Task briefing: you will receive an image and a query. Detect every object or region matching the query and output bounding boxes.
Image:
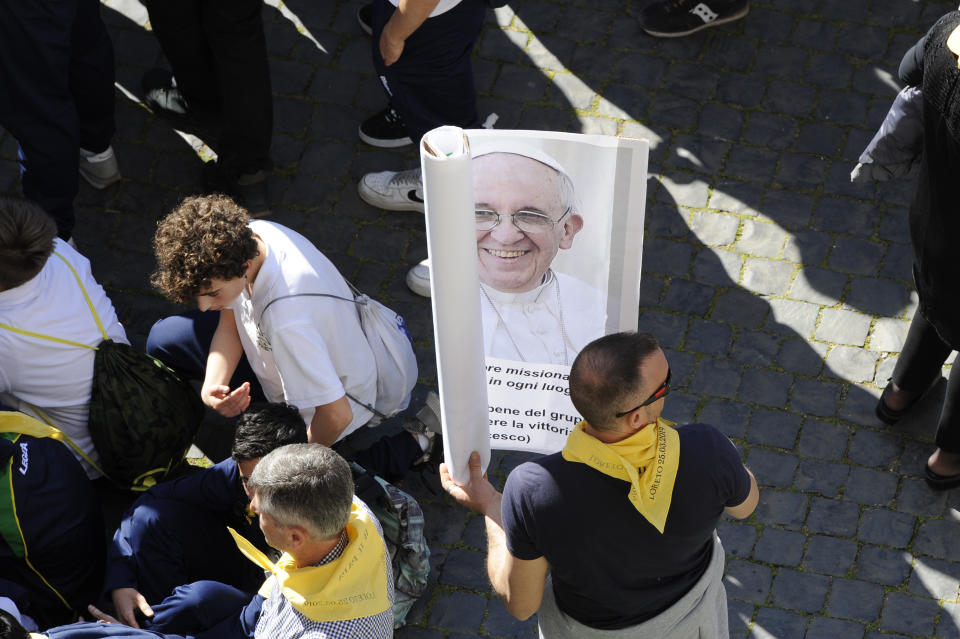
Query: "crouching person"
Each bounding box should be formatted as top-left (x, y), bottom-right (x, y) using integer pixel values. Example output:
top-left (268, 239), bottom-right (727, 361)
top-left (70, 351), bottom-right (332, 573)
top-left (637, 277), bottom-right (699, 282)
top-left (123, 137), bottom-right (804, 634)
top-left (148, 195), bottom-right (435, 482)
top-left (105, 403), bottom-right (307, 628)
top-left (10, 443), bottom-right (394, 639)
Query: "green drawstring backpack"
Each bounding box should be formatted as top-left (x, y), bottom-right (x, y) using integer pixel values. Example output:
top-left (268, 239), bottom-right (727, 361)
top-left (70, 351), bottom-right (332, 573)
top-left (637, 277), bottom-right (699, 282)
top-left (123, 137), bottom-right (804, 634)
top-left (0, 252), bottom-right (203, 491)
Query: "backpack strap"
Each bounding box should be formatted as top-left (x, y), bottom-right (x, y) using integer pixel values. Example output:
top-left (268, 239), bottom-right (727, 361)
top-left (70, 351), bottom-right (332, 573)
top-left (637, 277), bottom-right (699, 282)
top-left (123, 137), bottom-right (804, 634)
top-left (1, 409), bottom-right (108, 480)
top-left (52, 251), bottom-right (108, 342)
top-left (0, 251), bottom-right (108, 348)
top-left (257, 291), bottom-right (390, 422)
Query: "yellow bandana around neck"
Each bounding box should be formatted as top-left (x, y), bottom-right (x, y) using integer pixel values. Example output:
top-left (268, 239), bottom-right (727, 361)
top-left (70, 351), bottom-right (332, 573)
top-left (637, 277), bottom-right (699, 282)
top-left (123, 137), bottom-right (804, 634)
top-left (228, 502), bottom-right (390, 621)
top-left (562, 417), bottom-right (680, 533)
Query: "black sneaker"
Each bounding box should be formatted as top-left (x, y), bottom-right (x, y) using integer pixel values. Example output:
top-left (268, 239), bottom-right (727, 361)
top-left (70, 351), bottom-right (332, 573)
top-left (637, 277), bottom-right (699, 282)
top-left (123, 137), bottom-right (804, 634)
top-left (357, 3), bottom-right (373, 35)
top-left (141, 68), bottom-right (220, 138)
top-left (640, 0), bottom-right (748, 38)
top-left (359, 107), bottom-right (413, 148)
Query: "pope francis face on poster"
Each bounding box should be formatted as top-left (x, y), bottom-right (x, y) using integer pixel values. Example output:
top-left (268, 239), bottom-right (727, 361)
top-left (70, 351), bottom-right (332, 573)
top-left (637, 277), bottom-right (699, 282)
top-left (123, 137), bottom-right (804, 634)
top-left (472, 151), bottom-right (585, 294)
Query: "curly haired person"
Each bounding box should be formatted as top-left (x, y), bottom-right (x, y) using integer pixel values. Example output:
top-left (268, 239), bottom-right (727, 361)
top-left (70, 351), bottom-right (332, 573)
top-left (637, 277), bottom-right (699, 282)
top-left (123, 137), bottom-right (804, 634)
top-left (147, 195), bottom-right (434, 481)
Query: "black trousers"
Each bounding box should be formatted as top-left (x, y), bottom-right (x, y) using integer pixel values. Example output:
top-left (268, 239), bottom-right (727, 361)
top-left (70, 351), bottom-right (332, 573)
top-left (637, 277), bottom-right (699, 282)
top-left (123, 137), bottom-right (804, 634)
top-left (891, 310), bottom-right (960, 452)
top-left (371, 0), bottom-right (486, 142)
top-left (0, 0), bottom-right (116, 239)
top-left (144, 0), bottom-right (272, 179)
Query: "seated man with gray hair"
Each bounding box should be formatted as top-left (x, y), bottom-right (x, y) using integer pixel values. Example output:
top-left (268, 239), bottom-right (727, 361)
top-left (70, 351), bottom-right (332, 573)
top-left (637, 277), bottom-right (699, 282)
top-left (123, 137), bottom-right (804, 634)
top-left (240, 443), bottom-right (394, 638)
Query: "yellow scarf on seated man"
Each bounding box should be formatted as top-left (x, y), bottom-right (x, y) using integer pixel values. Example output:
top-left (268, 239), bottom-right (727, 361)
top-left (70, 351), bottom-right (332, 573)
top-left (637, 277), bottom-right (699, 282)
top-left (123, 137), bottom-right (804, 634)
top-left (562, 417), bottom-right (680, 533)
top-left (228, 501), bottom-right (390, 622)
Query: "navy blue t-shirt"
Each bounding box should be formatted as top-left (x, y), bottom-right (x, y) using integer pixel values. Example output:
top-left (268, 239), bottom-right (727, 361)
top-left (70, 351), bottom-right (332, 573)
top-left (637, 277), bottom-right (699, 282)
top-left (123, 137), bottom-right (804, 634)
top-left (501, 422), bottom-right (750, 630)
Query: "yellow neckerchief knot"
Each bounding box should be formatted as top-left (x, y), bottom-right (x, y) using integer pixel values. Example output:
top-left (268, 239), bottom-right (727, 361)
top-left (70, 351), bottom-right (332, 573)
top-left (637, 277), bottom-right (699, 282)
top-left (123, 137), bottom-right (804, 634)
top-left (948, 24), bottom-right (960, 68)
top-left (562, 417), bottom-right (680, 533)
top-left (228, 501), bottom-right (390, 621)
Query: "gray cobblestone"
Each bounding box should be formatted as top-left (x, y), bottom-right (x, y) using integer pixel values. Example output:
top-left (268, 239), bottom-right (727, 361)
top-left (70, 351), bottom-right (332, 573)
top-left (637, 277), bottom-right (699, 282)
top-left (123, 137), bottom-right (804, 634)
top-left (857, 508), bottom-right (915, 548)
top-left (709, 180), bottom-right (764, 217)
top-left (712, 290), bottom-right (770, 329)
top-left (788, 267), bottom-right (846, 305)
top-left (827, 578), bottom-right (885, 622)
top-left (844, 467), bottom-right (899, 505)
top-left (747, 448), bottom-right (798, 487)
top-left (828, 237), bottom-right (887, 275)
top-left (772, 568), bottom-right (830, 613)
top-left (896, 477), bottom-right (947, 516)
top-left (747, 408), bottom-right (801, 449)
top-left (736, 219), bottom-right (789, 258)
top-left (796, 419), bottom-right (850, 460)
top-left (755, 489), bottom-right (808, 530)
top-left (691, 248), bottom-right (743, 287)
top-left (753, 607), bottom-right (809, 638)
top-left (794, 459), bottom-right (849, 498)
top-left (846, 429), bottom-right (902, 468)
top-left (689, 210), bottom-right (740, 247)
top-left (766, 298), bottom-right (821, 337)
top-left (739, 368), bottom-right (793, 409)
top-left (824, 346), bottom-right (878, 384)
top-left (724, 558), bottom-right (772, 604)
top-left (690, 357), bottom-right (743, 399)
top-left (916, 520), bottom-right (960, 563)
top-left (803, 535), bottom-right (858, 577)
top-left (871, 318), bottom-right (911, 353)
top-left (805, 617), bottom-right (865, 639)
top-left (815, 309), bottom-right (872, 347)
top-left (699, 399), bottom-right (752, 438)
top-left (880, 592), bottom-right (940, 636)
top-left (742, 257), bottom-right (796, 296)
top-left (777, 338), bottom-right (827, 376)
top-left (717, 520), bottom-right (758, 558)
top-left (731, 331), bottom-right (780, 367)
top-left (856, 545), bottom-right (912, 587)
top-left (908, 556), bottom-right (960, 601)
top-left (685, 318), bottom-right (733, 356)
top-left (661, 278), bottom-right (716, 315)
top-left (789, 377), bottom-right (842, 418)
top-left (752, 527), bottom-right (806, 567)
top-left (806, 497), bottom-right (861, 537)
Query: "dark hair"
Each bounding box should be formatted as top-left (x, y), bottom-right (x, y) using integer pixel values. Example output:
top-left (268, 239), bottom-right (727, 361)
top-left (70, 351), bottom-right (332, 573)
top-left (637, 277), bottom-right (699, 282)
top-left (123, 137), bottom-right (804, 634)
top-left (0, 195), bottom-right (57, 291)
top-left (151, 194), bottom-right (259, 304)
top-left (569, 332), bottom-right (661, 431)
top-left (0, 609), bottom-right (29, 639)
top-left (248, 444), bottom-right (354, 540)
top-left (231, 403), bottom-right (307, 462)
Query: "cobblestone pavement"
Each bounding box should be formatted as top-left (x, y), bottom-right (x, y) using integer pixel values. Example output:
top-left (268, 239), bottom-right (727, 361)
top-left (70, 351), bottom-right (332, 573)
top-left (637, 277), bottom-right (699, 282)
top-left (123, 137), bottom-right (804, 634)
top-left (4, 0), bottom-right (960, 636)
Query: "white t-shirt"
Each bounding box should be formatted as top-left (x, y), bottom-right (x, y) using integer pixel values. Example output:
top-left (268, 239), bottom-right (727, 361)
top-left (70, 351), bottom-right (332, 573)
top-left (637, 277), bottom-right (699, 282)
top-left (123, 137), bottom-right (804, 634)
top-left (230, 221), bottom-right (377, 439)
top-left (386, 0), bottom-right (462, 18)
top-left (0, 240), bottom-right (128, 478)
top-left (481, 270), bottom-right (606, 366)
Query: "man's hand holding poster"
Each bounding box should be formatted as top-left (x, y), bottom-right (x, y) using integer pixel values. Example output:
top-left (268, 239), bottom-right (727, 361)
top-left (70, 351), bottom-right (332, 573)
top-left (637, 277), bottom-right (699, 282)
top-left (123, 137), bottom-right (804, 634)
top-left (420, 127), bottom-right (648, 483)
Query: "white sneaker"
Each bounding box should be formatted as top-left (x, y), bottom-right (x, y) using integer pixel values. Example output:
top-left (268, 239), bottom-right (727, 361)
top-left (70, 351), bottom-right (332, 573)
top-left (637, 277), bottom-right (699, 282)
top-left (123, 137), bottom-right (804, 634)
top-left (405, 258), bottom-right (431, 298)
top-left (79, 145), bottom-right (121, 189)
top-left (358, 168), bottom-right (424, 212)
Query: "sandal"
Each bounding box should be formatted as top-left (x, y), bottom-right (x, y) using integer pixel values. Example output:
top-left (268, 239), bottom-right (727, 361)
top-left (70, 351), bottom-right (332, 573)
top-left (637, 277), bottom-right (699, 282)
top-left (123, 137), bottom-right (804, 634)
top-left (875, 382), bottom-right (923, 425)
top-left (924, 463), bottom-right (960, 491)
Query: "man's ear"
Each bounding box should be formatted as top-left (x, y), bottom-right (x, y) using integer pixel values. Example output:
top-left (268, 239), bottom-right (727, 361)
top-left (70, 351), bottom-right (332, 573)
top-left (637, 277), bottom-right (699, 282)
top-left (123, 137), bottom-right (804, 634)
top-left (287, 525), bottom-right (309, 549)
top-left (558, 214), bottom-right (584, 250)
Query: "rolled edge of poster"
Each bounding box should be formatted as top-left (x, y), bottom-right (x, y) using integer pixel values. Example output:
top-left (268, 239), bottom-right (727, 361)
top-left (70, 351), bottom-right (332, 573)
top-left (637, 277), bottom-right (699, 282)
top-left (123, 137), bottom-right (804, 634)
top-left (420, 126), bottom-right (491, 485)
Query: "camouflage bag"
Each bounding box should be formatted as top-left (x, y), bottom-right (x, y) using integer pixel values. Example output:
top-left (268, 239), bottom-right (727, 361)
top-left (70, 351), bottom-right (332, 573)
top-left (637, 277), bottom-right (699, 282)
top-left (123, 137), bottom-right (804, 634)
top-left (86, 339), bottom-right (204, 490)
top-left (351, 462), bottom-right (430, 628)
top-left (0, 252), bottom-right (203, 491)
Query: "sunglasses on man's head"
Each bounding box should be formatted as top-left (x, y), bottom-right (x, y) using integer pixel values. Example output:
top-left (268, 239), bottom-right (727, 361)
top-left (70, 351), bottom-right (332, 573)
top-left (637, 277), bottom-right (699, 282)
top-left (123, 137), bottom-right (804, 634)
top-left (614, 368), bottom-right (671, 418)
